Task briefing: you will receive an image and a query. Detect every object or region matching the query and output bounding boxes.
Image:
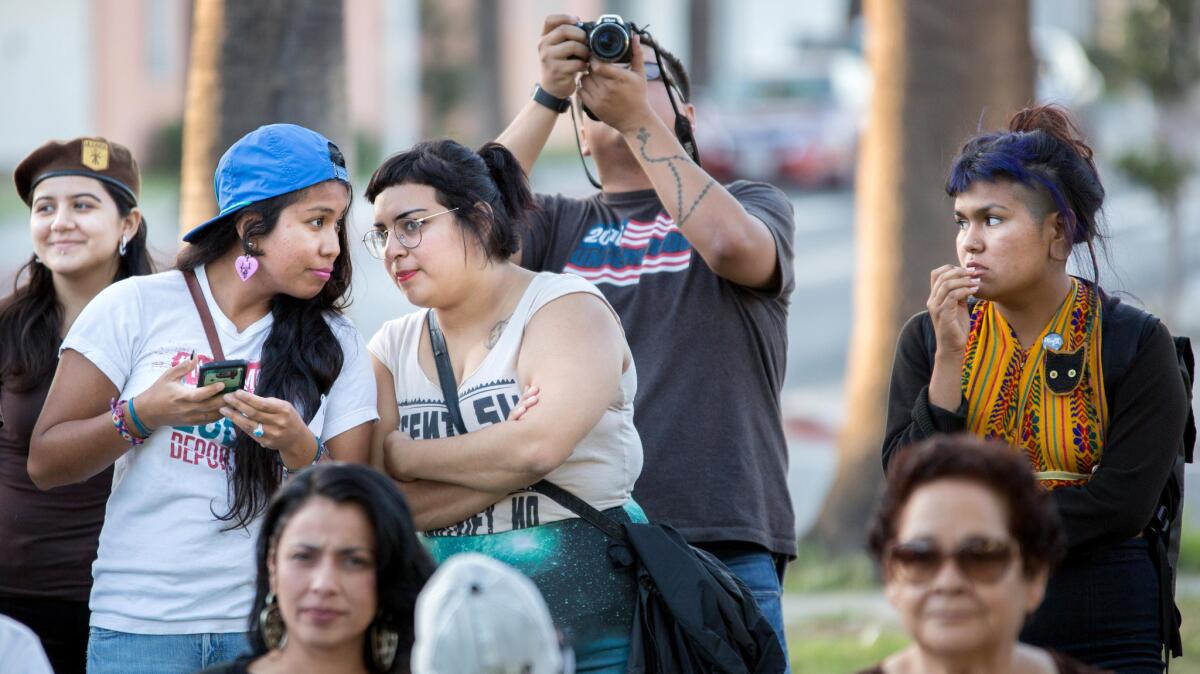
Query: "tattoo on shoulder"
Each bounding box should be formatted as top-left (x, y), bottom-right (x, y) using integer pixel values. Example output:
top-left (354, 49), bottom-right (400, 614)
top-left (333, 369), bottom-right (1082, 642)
top-left (486, 317), bottom-right (510, 349)
top-left (636, 127), bottom-right (716, 226)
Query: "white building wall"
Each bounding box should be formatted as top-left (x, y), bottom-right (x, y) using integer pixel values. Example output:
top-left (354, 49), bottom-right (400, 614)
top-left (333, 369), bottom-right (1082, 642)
top-left (0, 0), bottom-right (93, 167)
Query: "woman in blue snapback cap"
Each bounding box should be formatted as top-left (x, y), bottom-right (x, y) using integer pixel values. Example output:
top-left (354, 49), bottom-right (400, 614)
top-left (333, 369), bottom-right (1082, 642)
top-left (29, 124), bottom-right (379, 674)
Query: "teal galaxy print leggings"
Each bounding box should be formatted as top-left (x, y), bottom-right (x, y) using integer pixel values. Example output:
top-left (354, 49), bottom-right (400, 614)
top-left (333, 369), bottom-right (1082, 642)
top-left (422, 501), bottom-right (648, 674)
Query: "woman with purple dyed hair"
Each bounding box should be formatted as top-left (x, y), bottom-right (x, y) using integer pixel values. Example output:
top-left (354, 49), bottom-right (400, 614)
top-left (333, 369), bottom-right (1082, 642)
top-left (880, 105), bottom-right (1190, 672)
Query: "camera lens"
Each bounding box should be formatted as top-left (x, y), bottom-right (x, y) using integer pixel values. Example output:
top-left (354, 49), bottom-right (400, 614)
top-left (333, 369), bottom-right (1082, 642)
top-left (590, 23), bottom-right (629, 61)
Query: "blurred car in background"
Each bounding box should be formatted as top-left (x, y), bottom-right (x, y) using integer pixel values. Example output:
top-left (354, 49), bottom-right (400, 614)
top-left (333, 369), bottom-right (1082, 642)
top-left (696, 56), bottom-right (863, 190)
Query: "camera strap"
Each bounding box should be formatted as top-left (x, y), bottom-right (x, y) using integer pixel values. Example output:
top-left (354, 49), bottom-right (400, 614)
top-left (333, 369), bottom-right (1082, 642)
top-left (570, 24), bottom-right (701, 190)
top-left (183, 269), bottom-right (226, 361)
top-left (652, 39), bottom-right (701, 166)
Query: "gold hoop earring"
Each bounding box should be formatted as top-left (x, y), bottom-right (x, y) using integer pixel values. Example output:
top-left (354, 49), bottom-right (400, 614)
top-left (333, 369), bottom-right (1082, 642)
top-left (371, 619), bottom-right (399, 671)
top-left (259, 591), bottom-right (288, 650)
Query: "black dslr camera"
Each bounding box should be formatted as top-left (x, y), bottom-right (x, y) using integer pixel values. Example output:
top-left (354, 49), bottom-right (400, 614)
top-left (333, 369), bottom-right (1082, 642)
top-left (577, 14), bottom-right (635, 64)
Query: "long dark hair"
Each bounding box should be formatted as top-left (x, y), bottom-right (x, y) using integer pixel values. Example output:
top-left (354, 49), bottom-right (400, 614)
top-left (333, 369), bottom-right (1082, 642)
top-left (946, 104), bottom-right (1107, 282)
top-left (0, 183), bottom-right (154, 392)
top-left (248, 463), bottom-right (435, 673)
top-left (364, 139), bottom-right (536, 261)
top-left (176, 179), bottom-right (353, 530)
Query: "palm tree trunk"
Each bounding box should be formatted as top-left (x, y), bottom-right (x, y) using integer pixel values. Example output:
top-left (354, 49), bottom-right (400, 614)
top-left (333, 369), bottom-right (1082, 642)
top-left (808, 0), bottom-right (1034, 552)
top-left (179, 0), bottom-right (348, 238)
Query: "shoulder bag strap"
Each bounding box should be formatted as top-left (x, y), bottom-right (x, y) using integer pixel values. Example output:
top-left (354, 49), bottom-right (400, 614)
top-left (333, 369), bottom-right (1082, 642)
top-left (425, 310), bottom-right (467, 435)
top-left (424, 310), bottom-right (628, 543)
top-left (183, 269), bottom-right (225, 361)
top-left (529, 479), bottom-right (629, 542)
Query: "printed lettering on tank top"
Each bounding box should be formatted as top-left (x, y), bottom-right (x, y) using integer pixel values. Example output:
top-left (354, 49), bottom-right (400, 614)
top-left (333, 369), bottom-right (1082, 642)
top-left (563, 211), bottom-right (692, 287)
top-left (157, 348), bottom-right (263, 473)
top-left (396, 379), bottom-right (544, 537)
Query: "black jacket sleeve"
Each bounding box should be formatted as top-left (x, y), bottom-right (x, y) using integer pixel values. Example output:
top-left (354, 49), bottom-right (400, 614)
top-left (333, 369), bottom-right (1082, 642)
top-left (1052, 320), bottom-right (1188, 553)
top-left (881, 312), bottom-right (969, 471)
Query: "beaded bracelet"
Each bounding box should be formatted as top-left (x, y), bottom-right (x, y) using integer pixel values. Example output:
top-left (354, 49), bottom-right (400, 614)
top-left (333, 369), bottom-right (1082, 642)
top-left (109, 399), bottom-right (145, 446)
top-left (281, 434), bottom-right (326, 479)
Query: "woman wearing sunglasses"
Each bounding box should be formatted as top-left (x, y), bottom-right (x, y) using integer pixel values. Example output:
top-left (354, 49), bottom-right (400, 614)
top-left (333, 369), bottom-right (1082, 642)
top-left (862, 436), bottom-right (1103, 674)
top-left (363, 139), bottom-right (645, 673)
top-left (881, 105), bottom-right (1189, 671)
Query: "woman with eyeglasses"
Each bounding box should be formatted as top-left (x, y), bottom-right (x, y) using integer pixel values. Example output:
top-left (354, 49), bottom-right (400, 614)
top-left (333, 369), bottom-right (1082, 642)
top-left (882, 105), bottom-right (1189, 672)
top-left (861, 436), bottom-right (1104, 674)
top-left (363, 139), bottom-right (645, 673)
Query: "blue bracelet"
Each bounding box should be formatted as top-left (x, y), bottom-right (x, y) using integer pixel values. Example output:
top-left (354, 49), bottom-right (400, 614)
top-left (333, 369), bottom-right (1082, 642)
top-left (127, 397), bottom-right (152, 438)
top-left (281, 434), bottom-right (325, 479)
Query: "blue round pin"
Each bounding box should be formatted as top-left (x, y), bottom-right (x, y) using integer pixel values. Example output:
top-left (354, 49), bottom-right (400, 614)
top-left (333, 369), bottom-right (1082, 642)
top-left (1042, 332), bottom-right (1064, 351)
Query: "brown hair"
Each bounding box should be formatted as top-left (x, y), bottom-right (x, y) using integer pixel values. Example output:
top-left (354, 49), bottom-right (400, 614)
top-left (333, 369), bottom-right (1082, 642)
top-left (868, 435), bottom-right (1066, 576)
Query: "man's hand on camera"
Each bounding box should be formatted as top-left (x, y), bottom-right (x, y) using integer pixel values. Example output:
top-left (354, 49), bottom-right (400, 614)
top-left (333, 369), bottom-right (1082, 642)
top-left (579, 34), bottom-right (654, 135)
top-left (539, 15), bottom-right (589, 98)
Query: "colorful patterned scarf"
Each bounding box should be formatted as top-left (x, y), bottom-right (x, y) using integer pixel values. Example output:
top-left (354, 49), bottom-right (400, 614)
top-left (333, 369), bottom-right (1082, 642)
top-left (961, 277), bottom-right (1107, 488)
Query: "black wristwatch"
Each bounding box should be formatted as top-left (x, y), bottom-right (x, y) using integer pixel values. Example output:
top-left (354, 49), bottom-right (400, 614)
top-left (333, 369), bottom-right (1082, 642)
top-left (532, 84), bottom-right (571, 114)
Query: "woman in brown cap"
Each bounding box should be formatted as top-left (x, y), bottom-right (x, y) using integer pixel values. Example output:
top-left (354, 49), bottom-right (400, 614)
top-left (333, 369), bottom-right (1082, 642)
top-left (0, 137), bottom-right (153, 674)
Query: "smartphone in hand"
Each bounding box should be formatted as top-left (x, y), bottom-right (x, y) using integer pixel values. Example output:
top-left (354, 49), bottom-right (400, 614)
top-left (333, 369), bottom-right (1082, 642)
top-left (197, 359), bottom-right (248, 394)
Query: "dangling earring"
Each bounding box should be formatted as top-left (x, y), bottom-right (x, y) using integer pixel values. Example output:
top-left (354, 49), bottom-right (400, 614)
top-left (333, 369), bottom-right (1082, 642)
top-left (259, 591), bottom-right (288, 650)
top-left (118, 234), bottom-right (128, 257)
top-left (33, 254), bottom-right (41, 265)
top-left (371, 618), bottom-right (399, 671)
top-left (236, 241), bottom-right (259, 282)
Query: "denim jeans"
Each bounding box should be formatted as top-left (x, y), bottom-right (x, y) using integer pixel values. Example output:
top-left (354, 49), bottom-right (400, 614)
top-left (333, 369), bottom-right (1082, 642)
top-left (86, 627), bottom-right (248, 674)
top-left (698, 542), bottom-right (790, 672)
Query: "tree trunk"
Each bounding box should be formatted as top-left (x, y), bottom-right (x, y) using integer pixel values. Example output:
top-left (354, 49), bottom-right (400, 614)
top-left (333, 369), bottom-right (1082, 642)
top-left (179, 0), bottom-right (348, 238)
top-left (687, 0), bottom-right (715, 91)
top-left (477, 0), bottom-right (504, 138)
top-left (808, 0), bottom-right (1034, 552)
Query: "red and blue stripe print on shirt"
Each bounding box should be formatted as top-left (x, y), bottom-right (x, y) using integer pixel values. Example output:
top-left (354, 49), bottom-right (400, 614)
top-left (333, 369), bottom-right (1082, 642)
top-left (563, 212), bottom-right (692, 287)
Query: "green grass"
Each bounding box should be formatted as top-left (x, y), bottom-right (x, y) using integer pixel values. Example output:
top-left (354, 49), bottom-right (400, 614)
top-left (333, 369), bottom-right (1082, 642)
top-left (786, 612), bottom-right (906, 672)
top-left (1174, 595), bottom-right (1200, 673)
top-left (1180, 527), bottom-right (1200, 574)
top-left (784, 542), bottom-right (880, 594)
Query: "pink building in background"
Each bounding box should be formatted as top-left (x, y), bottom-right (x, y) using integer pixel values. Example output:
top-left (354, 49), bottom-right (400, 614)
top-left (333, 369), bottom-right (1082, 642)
top-left (0, 0), bottom-right (688, 171)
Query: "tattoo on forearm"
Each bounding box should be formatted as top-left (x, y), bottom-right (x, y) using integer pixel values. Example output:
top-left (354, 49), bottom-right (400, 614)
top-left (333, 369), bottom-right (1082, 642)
top-left (636, 127), bottom-right (715, 226)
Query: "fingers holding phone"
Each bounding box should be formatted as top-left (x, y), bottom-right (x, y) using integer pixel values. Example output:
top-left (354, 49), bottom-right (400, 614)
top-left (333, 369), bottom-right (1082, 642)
top-left (219, 390), bottom-right (310, 455)
top-left (131, 355), bottom-right (227, 430)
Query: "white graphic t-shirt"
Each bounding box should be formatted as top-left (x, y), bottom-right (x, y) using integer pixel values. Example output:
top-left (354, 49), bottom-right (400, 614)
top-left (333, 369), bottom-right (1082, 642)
top-left (368, 272), bottom-right (643, 536)
top-left (61, 265), bottom-right (378, 634)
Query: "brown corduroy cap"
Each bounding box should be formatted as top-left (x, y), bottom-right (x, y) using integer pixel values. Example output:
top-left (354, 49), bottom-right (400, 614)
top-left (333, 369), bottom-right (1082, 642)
top-left (13, 137), bottom-right (141, 206)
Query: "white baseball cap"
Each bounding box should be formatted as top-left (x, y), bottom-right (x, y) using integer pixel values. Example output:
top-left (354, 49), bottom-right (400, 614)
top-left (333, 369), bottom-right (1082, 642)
top-left (411, 553), bottom-right (574, 674)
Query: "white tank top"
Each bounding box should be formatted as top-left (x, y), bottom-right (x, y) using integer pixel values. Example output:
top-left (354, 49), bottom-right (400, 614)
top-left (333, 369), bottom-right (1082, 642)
top-left (368, 272), bottom-right (643, 535)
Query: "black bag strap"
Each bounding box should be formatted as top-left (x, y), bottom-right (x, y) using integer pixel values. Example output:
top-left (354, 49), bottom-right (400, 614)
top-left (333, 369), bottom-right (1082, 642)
top-left (424, 310), bottom-right (629, 543)
top-left (183, 269), bottom-right (226, 361)
top-left (426, 311), bottom-right (467, 435)
top-left (528, 479), bottom-right (629, 542)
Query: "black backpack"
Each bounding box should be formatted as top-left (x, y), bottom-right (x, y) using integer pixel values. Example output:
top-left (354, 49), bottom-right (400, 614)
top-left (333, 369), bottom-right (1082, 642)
top-left (1100, 295), bottom-right (1195, 659)
top-left (425, 311), bottom-right (787, 673)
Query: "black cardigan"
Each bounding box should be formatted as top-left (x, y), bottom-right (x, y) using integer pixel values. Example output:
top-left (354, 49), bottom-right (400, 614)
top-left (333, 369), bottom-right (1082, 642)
top-left (881, 295), bottom-right (1189, 555)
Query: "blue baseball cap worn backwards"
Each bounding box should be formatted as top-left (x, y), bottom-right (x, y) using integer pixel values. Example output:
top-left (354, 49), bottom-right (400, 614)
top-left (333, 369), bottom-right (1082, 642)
top-left (182, 123), bottom-right (350, 243)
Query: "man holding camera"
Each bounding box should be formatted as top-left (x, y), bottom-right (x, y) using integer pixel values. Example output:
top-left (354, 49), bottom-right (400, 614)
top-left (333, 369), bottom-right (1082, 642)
top-left (497, 14), bottom-right (796, 654)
